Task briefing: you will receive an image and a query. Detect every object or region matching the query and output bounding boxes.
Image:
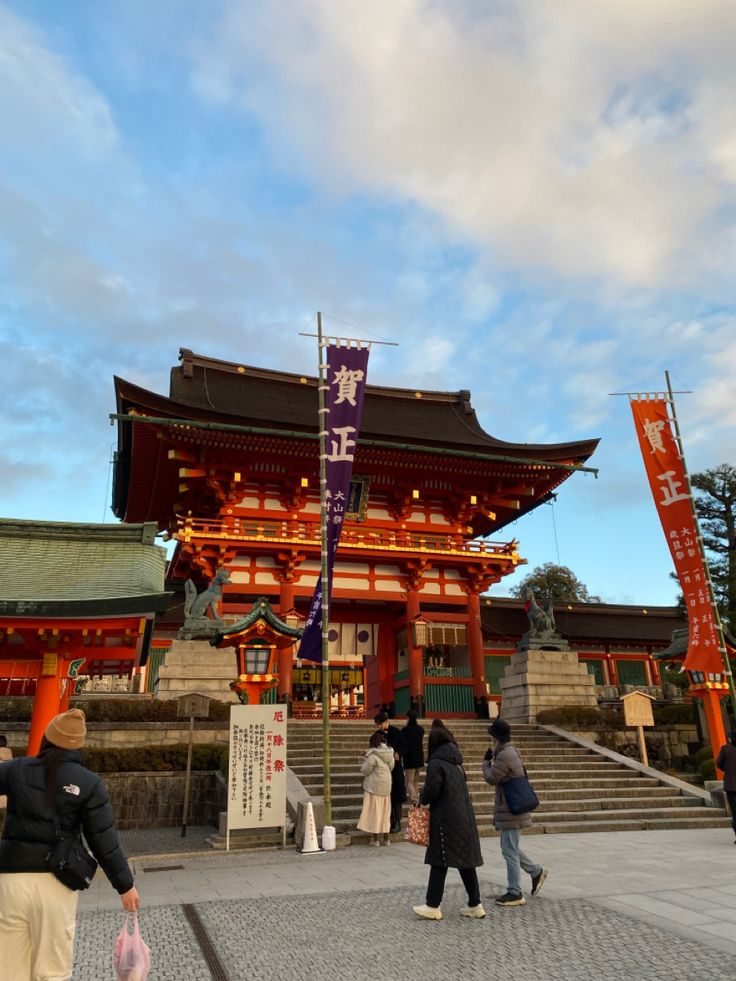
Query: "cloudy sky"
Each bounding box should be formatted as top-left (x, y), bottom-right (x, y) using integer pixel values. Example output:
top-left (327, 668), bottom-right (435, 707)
top-left (2, 0), bottom-right (735, 605)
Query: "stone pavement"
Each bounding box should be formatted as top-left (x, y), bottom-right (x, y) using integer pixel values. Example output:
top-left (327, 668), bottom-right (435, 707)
top-left (74, 828), bottom-right (736, 980)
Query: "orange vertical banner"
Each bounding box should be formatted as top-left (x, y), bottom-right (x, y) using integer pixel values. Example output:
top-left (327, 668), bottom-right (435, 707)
top-left (630, 398), bottom-right (721, 675)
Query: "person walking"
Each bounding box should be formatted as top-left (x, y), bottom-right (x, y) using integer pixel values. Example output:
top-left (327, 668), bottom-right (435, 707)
top-left (357, 730), bottom-right (395, 846)
top-left (374, 711), bottom-right (407, 833)
top-left (483, 718), bottom-right (547, 907)
top-left (401, 711), bottom-right (425, 804)
top-left (0, 708), bottom-right (140, 981)
top-left (716, 733), bottom-right (736, 844)
top-left (413, 725), bottom-right (485, 920)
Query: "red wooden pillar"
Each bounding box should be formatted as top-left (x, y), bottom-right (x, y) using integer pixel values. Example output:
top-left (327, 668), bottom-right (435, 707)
top-left (605, 648), bottom-right (617, 687)
top-left (27, 653), bottom-right (63, 756)
top-left (59, 674), bottom-right (73, 712)
top-left (277, 580), bottom-right (295, 700)
top-left (467, 591), bottom-right (487, 698)
top-left (696, 685), bottom-right (729, 777)
top-left (405, 589), bottom-right (425, 709)
top-left (377, 622), bottom-right (395, 710)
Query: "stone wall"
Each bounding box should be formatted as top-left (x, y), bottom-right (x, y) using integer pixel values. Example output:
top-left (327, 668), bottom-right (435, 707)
top-left (101, 770), bottom-right (226, 830)
top-left (566, 724), bottom-right (699, 768)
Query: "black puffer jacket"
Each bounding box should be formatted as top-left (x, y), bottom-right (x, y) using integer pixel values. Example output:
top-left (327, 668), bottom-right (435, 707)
top-left (0, 749), bottom-right (133, 893)
top-left (420, 742), bottom-right (483, 869)
top-left (401, 721), bottom-right (425, 769)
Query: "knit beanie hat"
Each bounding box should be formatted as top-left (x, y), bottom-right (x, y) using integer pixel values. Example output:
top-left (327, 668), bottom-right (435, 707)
top-left (45, 709), bottom-right (87, 749)
top-left (489, 718), bottom-right (511, 743)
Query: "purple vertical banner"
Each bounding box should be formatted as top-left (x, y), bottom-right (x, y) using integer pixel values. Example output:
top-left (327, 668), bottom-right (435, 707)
top-left (300, 343), bottom-right (370, 662)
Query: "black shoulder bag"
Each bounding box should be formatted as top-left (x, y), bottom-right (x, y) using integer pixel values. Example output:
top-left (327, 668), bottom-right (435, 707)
top-left (45, 826), bottom-right (98, 891)
top-left (501, 752), bottom-right (540, 816)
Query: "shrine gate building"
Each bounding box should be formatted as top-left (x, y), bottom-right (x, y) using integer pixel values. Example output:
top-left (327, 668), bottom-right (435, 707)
top-left (113, 348), bottom-right (599, 716)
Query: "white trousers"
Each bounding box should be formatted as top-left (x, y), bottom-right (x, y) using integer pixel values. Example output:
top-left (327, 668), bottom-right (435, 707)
top-left (0, 872), bottom-right (78, 981)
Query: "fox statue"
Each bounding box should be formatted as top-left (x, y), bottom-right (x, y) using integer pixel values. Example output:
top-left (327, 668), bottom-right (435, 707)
top-left (183, 568), bottom-right (231, 622)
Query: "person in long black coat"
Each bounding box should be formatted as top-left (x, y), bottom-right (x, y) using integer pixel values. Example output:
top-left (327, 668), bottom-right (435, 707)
top-left (412, 726), bottom-right (485, 920)
top-left (375, 711), bottom-right (406, 833)
top-left (401, 711), bottom-right (425, 803)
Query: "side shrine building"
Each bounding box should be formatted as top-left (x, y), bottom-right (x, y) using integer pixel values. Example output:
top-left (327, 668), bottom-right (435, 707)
top-left (113, 348), bottom-right (599, 716)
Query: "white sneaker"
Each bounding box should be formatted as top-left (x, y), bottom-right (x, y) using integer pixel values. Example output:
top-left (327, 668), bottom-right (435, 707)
top-left (412, 904), bottom-right (443, 920)
top-left (461, 904), bottom-right (486, 918)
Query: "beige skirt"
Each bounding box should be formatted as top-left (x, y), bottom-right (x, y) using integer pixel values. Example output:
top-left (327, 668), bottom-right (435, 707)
top-left (357, 791), bottom-right (391, 834)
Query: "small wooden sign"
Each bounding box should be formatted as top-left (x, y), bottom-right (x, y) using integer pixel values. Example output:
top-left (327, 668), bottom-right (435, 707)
top-left (622, 691), bottom-right (655, 767)
top-left (177, 692), bottom-right (211, 719)
top-left (622, 691), bottom-right (655, 727)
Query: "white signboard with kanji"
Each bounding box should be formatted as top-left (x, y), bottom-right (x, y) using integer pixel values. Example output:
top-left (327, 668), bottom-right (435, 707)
top-left (227, 705), bottom-right (287, 835)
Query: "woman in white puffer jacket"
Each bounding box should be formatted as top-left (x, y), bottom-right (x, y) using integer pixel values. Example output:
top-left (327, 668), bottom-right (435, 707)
top-left (357, 730), bottom-right (395, 846)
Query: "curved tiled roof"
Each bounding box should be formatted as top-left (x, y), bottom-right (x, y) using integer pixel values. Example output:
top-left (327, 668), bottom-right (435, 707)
top-left (112, 348), bottom-right (599, 528)
top-left (0, 518), bottom-right (170, 613)
top-left (115, 348), bottom-right (598, 460)
top-left (482, 597), bottom-right (686, 647)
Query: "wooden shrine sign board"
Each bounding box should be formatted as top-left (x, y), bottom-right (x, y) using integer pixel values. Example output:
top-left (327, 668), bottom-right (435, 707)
top-left (227, 704), bottom-right (287, 850)
top-left (177, 692), bottom-right (211, 718)
top-left (176, 693), bottom-right (211, 837)
top-left (621, 691), bottom-right (655, 766)
top-left (622, 691), bottom-right (655, 727)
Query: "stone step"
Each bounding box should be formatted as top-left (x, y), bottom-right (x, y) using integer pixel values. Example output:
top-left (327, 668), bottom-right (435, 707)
top-left (533, 816), bottom-right (732, 834)
top-left (289, 760), bottom-right (638, 783)
top-left (332, 813), bottom-right (731, 835)
top-left (313, 792), bottom-right (700, 816)
top-left (287, 722), bottom-right (730, 839)
top-left (206, 831), bottom-right (283, 851)
top-left (286, 747), bottom-right (596, 767)
top-left (535, 785), bottom-right (683, 801)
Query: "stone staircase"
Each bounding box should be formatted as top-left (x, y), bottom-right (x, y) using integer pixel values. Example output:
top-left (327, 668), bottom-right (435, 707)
top-left (286, 719), bottom-right (732, 838)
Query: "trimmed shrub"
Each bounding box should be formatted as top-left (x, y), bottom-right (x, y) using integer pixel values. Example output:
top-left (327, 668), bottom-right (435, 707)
top-left (661, 668), bottom-right (690, 690)
top-left (0, 697), bottom-right (231, 724)
top-left (698, 757), bottom-right (716, 782)
top-left (70, 698), bottom-right (231, 723)
top-left (82, 742), bottom-right (229, 774)
top-left (536, 706), bottom-right (622, 728)
top-left (0, 698), bottom-right (34, 721)
top-left (695, 745), bottom-right (713, 765)
top-left (653, 703), bottom-right (696, 725)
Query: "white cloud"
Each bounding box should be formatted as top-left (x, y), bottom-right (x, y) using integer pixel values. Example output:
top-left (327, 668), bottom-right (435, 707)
top-left (191, 0), bottom-right (736, 289)
top-left (0, 5), bottom-right (117, 158)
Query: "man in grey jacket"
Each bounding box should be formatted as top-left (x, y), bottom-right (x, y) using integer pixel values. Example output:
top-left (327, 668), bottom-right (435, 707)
top-left (482, 718), bottom-right (548, 906)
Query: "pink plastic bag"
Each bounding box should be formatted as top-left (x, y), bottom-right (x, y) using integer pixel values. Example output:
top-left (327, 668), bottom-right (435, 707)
top-left (113, 912), bottom-right (151, 981)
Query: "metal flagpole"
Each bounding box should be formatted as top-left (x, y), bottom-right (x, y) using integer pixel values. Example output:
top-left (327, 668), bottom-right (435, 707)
top-left (665, 370), bottom-right (736, 715)
top-left (316, 312), bottom-right (333, 825)
top-left (301, 317), bottom-right (398, 827)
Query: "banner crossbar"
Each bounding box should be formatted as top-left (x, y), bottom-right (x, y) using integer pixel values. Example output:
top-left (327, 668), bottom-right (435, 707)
top-left (610, 390), bottom-right (691, 399)
top-left (299, 331), bottom-right (398, 348)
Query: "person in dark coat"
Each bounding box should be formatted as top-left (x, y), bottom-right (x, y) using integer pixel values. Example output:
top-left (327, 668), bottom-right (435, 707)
top-left (430, 717), bottom-right (458, 744)
top-left (0, 709), bottom-right (139, 980)
top-left (716, 734), bottom-right (736, 843)
top-left (413, 726), bottom-right (485, 920)
top-left (401, 711), bottom-right (425, 803)
top-left (375, 711), bottom-right (406, 833)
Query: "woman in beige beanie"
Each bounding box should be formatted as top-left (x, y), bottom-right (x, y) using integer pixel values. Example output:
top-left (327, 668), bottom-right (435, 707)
top-left (0, 708), bottom-right (140, 980)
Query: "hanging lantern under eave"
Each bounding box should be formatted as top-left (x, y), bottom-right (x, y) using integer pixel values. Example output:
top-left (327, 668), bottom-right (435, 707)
top-left (411, 615), bottom-right (429, 648)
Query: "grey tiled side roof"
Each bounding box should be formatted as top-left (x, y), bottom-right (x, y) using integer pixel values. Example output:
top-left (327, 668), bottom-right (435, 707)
top-left (0, 519), bottom-right (167, 601)
top-left (482, 597), bottom-right (686, 646)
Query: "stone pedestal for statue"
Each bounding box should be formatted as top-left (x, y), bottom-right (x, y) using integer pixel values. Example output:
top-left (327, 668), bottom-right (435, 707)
top-left (499, 647), bottom-right (598, 724)
top-left (155, 639), bottom-right (237, 702)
